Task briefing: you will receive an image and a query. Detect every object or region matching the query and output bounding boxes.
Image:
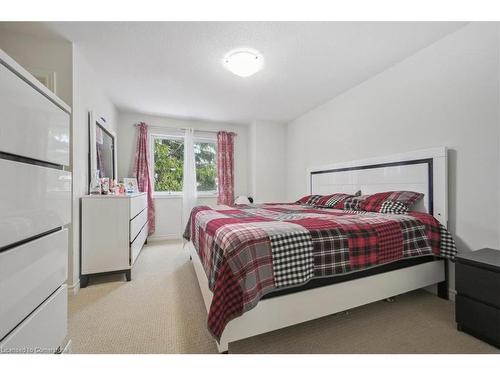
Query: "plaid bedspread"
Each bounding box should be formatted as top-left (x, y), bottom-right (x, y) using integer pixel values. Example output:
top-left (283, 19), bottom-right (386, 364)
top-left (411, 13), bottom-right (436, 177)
top-left (183, 203), bottom-right (457, 341)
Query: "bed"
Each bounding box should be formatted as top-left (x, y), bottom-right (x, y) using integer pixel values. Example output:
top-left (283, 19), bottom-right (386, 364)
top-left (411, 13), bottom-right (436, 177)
top-left (185, 147), bottom-right (455, 352)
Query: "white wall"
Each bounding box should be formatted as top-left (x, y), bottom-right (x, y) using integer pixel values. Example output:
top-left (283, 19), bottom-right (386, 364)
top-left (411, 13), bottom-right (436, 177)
top-left (70, 45), bottom-right (118, 287)
top-left (116, 111), bottom-right (248, 239)
top-left (287, 22), bottom-right (500, 257)
top-left (248, 121), bottom-right (287, 202)
top-left (0, 30), bottom-right (73, 106)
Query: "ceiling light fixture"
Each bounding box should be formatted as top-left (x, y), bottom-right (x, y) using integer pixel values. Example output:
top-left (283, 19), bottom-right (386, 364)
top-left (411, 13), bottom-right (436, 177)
top-left (223, 48), bottom-right (264, 78)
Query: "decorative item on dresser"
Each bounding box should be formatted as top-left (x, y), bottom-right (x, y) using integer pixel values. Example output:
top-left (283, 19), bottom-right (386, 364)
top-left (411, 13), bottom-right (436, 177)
top-left (80, 193), bottom-right (149, 287)
top-left (455, 248), bottom-right (500, 348)
top-left (0, 48), bottom-right (71, 354)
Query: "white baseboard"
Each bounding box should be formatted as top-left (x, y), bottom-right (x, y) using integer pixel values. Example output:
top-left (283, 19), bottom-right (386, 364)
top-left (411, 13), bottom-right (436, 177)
top-left (147, 234), bottom-right (182, 242)
top-left (448, 288), bottom-right (457, 301)
top-left (68, 280), bottom-right (80, 296)
top-left (61, 339), bottom-right (72, 354)
top-left (424, 284), bottom-right (456, 301)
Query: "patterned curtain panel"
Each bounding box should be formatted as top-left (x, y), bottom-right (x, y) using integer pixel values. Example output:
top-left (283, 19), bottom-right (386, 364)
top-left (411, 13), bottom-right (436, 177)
top-left (217, 131), bottom-right (236, 205)
top-left (133, 122), bottom-right (156, 234)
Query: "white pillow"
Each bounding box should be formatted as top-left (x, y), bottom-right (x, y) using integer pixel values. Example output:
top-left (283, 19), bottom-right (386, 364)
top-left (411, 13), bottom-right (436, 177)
top-left (234, 196), bottom-right (251, 205)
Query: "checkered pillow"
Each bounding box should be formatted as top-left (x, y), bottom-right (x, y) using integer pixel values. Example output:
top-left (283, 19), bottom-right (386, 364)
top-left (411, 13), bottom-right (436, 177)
top-left (359, 191), bottom-right (424, 213)
top-left (315, 193), bottom-right (354, 209)
top-left (296, 195), bottom-right (323, 206)
top-left (343, 195), bottom-right (370, 211)
top-left (380, 200), bottom-right (409, 214)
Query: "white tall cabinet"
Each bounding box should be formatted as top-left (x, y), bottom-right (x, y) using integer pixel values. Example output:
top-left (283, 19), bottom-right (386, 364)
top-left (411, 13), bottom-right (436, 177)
top-left (81, 193), bottom-right (148, 287)
top-left (0, 49), bottom-right (71, 353)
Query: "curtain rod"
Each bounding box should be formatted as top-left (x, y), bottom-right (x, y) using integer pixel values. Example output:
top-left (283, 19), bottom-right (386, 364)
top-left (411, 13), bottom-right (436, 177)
top-left (134, 123), bottom-right (237, 136)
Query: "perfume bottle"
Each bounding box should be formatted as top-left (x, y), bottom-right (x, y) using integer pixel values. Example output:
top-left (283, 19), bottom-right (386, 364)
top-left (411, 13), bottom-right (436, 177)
top-left (89, 171), bottom-right (101, 195)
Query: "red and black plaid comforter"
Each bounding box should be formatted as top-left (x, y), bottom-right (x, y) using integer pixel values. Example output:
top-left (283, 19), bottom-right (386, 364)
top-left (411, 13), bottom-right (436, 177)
top-left (183, 203), bottom-right (456, 341)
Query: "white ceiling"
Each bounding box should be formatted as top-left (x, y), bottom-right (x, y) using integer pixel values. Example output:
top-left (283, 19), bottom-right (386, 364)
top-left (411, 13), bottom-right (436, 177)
top-left (2, 22), bottom-right (466, 124)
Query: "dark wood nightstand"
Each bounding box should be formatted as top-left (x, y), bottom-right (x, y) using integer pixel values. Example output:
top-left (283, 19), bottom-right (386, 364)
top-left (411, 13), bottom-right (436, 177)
top-left (455, 248), bottom-right (500, 348)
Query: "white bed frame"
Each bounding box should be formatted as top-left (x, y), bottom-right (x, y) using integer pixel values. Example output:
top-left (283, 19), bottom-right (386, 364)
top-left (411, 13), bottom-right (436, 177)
top-left (190, 147), bottom-right (448, 352)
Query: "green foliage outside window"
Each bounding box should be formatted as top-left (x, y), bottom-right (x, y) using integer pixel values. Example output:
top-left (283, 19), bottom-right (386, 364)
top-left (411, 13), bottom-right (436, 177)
top-left (154, 138), bottom-right (184, 192)
top-left (153, 137), bottom-right (217, 193)
top-left (195, 142), bottom-right (217, 192)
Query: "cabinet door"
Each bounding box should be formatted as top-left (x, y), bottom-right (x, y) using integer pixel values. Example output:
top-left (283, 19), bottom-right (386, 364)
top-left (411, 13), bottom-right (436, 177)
top-left (0, 159), bottom-right (71, 249)
top-left (456, 262), bottom-right (500, 308)
top-left (0, 229), bottom-right (67, 340)
top-left (456, 294), bottom-right (500, 347)
top-left (0, 63), bottom-right (70, 166)
top-left (0, 285), bottom-right (67, 354)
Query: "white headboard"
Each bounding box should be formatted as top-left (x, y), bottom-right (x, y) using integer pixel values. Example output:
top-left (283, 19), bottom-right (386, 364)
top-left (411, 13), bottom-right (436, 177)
top-left (308, 147), bottom-right (448, 226)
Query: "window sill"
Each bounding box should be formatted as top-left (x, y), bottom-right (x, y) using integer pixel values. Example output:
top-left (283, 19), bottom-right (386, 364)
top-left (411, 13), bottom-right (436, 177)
top-left (198, 193), bottom-right (218, 198)
top-left (153, 193), bottom-right (182, 199)
top-left (153, 193), bottom-right (218, 199)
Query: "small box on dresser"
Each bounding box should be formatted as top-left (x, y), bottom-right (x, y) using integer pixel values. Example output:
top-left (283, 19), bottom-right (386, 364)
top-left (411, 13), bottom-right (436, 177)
top-left (80, 193), bottom-right (148, 287)
top-left (455, 248), bottom-right (500, 348)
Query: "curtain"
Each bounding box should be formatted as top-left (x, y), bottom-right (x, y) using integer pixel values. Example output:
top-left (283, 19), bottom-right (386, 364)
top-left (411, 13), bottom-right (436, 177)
top-left (182, 128), bottom-right (197, 228)
top-left (133, 122), bottom-right (155, 235)
top-left (217, 131), bottom-right (236, 205)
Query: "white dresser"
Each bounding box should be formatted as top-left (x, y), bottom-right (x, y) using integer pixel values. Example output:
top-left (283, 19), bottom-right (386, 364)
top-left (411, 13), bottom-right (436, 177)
top-left (81, 193), bottom-right (148, 287)
top-left (0, 49), bottom-right (71, 353)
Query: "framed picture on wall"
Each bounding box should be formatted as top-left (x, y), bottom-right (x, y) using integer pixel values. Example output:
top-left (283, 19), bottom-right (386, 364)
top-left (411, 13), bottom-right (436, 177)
top-left (122, 178), bottom-right (139, 194)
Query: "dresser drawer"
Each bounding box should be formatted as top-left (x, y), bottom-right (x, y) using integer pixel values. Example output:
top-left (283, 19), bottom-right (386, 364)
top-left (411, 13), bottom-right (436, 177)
top-left (0, 285), bottom-right (67, 354)
top-left (456, 294), bottom-right (500, 347)
top-left (130, 207), bottom-right (148, 242)
top-left (456, 262), bottom-right (500, 308)
top-left (0, 63), bottom-right (70, 166)
top-left (131, 222), bottom-right (148, 266)
top-left (130, 194), bottom-right (147, 219)
top-left (0, 229), bottom-right (67, 340)
top-left (0, 159), bottom-right (71, 249)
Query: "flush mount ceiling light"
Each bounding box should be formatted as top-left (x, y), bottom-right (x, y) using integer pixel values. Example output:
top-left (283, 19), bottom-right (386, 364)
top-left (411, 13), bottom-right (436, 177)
top-left (223, 48), bottom-right (264, 78)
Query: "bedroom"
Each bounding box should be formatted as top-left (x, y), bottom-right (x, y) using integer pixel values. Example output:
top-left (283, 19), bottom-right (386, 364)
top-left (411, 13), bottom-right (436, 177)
top-left (1, 0), bottom-right (499, 372)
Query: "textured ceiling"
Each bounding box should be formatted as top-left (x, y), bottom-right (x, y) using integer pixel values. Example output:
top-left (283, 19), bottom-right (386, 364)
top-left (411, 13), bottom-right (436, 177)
top-left (1, 22), bottom-right (466, 124)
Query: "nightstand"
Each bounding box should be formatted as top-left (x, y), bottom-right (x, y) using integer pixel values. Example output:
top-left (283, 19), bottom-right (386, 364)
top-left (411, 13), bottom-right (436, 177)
top-left (455, 248), bottom-right (500, 348)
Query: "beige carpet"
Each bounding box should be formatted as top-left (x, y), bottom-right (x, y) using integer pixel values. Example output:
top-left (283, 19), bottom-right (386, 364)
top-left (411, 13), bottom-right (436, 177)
top-left (69, 240), bottom-right (499, 354)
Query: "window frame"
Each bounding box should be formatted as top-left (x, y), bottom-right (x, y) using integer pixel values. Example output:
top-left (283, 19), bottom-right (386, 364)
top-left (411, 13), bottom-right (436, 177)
top-left (150, 133), bottom-right (185, 197)
top-left (193, 135), bottom-right (218, 197)
top-left (149, 132), bottom-right (218, 198)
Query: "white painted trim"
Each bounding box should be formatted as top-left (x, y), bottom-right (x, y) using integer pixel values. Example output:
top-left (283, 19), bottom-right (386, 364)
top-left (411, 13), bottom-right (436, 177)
top-left (61, 339), bottom-right (72, 354)
top-left (188, 241), bottom-right (445, 353)
top-left (153, 193), bottom-right (218, 199)
top-left (448, 288), bottom-right (457, 302)
top-left (153, 192), bottom-right (183, 199)
top-left (67, 280), bottom-right (80, 296)
top-left (148, 234), bottom-right (182, 241)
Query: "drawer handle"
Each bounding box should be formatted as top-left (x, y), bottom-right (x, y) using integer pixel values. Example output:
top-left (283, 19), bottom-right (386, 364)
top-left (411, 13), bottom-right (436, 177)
top-left (0, 151), bottom-right (65, 170)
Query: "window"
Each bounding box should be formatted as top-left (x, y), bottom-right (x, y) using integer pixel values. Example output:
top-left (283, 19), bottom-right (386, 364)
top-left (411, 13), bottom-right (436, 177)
top-left (152, 136), bottom-right (184, 193)
top-left (151, 133), bottom-right (218, 196)
top-left (194, 140), bottom-right (217, 194)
